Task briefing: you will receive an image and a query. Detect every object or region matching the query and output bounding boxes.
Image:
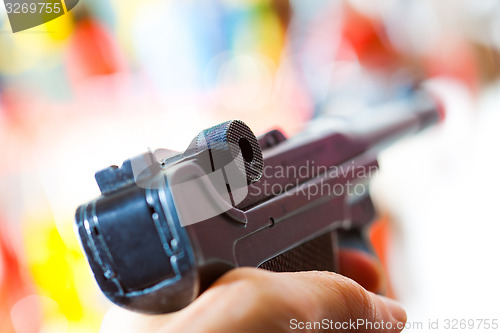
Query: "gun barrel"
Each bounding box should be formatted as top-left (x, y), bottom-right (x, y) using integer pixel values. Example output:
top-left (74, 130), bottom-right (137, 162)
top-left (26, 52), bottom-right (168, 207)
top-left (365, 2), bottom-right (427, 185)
top-left (297, 90), bottom-right (440, 159)
top-left (237, 90), bottom-right (440, 210)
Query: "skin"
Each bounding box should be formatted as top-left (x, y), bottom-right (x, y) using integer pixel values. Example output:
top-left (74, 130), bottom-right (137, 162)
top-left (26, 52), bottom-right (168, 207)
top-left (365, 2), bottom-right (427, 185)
top-left (100, 250), bottom-right (407, 333)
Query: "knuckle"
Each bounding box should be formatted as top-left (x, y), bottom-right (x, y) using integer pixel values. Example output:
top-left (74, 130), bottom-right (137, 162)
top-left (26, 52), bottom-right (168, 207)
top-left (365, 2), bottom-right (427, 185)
top-left (310, 271), bottom-right (376, 321)
top-left (211, 268), bottom-right (269, 309)
top-left (214, 267), bottom-right (266, 285)
top-left (338, 278), bottom-right (376, 321)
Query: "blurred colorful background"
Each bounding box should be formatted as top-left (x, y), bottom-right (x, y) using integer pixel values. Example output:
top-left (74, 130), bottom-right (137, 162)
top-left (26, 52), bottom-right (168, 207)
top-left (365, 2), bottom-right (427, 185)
top-left (1, 0), bottom-right (500, 332)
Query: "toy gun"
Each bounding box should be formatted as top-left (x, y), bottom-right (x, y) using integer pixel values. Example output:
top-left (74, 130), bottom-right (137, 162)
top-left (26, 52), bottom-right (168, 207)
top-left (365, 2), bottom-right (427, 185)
top-left (75, 89), bottom-right (441, 313)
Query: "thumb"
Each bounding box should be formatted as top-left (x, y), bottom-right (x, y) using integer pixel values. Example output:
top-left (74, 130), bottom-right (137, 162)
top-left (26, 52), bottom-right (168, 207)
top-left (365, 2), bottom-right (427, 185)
top-left (285, 270), bottom-right (406, 332)
top-left (99, 268), bottom-right (407, 333)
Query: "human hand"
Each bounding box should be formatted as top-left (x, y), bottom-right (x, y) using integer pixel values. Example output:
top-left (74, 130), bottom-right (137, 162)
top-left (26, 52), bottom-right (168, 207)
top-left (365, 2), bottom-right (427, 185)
top-left (100, 250), bottom-right (406, 333)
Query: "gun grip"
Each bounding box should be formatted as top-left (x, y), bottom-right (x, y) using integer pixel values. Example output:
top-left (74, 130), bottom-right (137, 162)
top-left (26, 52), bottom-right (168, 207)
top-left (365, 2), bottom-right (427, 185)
top-left (258, 231), bottom-right (339, 273)
top-left (258, 229), bottom-right (383, 294)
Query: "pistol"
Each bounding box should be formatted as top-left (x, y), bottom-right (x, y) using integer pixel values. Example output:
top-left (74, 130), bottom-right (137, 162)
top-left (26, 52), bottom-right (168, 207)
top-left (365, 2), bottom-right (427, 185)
top-left (75, 89), bottom-right (441, 313)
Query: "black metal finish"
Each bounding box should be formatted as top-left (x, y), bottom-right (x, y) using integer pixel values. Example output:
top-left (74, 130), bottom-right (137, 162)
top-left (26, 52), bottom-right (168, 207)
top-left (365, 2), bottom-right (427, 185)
top-left (75, 91), bottom-right (441, 313)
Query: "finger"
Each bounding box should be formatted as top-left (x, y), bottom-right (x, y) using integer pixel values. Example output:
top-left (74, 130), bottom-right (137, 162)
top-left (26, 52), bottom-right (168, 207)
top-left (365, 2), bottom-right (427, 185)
top-left (99, 267), bottom-right (406, 333)
top-left (288, 270), bottom-right (406, 332)
top-left (164, 268), bottom-right (406, 333)
top-left (337, 248), bottom-right (386, 293)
